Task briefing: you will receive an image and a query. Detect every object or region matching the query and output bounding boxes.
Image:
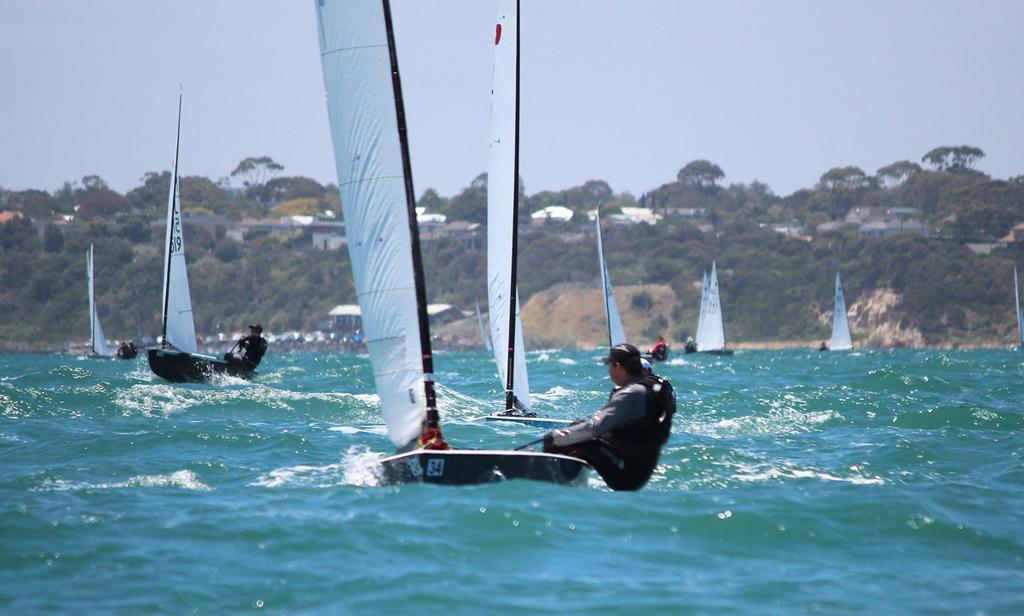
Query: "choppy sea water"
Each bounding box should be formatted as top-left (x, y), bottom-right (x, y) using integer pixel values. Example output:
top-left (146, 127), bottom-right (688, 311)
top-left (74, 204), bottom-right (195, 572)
top-left (1, 349), bottom-right (1022, 613)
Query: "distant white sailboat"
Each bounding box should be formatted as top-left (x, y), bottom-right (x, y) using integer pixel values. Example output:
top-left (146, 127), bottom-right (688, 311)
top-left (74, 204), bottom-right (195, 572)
top-left (695, 262), bottom-right (732, 355)
top-left (481, 0), bottom-right (569, 429)
top-left (315, 0), bottom-right (584, 484)
top-left (596, 207), bottom-right (626, 348)
top-left (146, 95), bottom-right (254, 381)
top-left (1015, 267), bottom-right (1023, 348)
top-left (830, 272), bottom-right (853, 351)
top-left (86, 244), bottom-right (112, 357)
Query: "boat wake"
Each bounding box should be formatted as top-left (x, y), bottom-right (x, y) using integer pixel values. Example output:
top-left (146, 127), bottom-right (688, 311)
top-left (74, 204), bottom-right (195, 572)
top-left (35, 469), bottom-right (212, 492)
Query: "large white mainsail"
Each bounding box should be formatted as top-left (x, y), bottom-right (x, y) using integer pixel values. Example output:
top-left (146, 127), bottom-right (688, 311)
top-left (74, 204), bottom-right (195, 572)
top-left (830, 272), bottom-right (853, 351)
top-left (316, 0), bottom-right (431, 448)
top-left (487, 0), bottom-right (531, 412)
top-left (697, 262), bottom-right (726, 351)
top-left (596, 207), bottom-right (626, 347)
top-left (87, 244), bottom-right (111, 356)
top-left (1015, 267), bottom-right (1023, 346)
top-left (159, 96), bottom-right (197, 355)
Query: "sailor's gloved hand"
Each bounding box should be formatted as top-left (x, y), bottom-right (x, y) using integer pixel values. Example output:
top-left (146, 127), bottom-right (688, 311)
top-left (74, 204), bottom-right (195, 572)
top-left (542, 431), bottom-right (555, 451)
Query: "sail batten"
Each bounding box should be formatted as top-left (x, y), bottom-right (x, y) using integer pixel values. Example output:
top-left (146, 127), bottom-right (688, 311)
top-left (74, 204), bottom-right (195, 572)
top-left (596, 208), bottom-right (626, 347)
top-left (316, 0), bottom-right (432, 448)
top-left (487, 0), bottom-right (530, 411)
top-left (830, 272), bottom-right (853, 351)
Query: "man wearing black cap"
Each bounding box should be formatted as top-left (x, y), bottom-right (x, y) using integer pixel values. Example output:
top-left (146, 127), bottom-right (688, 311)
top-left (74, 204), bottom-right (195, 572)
top-left (225, 324), bottom-right (268, 370)
top-left (542, 343), bottom-right (674, 491)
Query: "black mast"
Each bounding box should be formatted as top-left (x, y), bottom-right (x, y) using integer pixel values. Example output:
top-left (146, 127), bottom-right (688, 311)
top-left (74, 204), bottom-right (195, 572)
top-left (160, 94), bottom-right (182, 349)
top-left (382, 0), bottom-right (439, 431)
top-left (503, 0), bottom-right (522, 412)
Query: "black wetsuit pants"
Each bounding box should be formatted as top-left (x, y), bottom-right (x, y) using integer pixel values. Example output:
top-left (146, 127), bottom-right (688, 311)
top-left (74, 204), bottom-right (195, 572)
top-left (545, 439), bottom-right (659, 491)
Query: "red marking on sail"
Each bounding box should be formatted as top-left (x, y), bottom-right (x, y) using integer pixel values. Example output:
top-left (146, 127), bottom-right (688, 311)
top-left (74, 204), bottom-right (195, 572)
top-left (495, 23), bottom-right (502, 45)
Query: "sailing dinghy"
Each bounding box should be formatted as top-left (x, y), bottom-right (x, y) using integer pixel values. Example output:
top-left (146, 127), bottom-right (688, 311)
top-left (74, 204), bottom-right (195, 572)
top-left (694, 262), bottom-right (733, 355)
top-left (315, 0), bottom-right (586, 485)
top-left (86, 244), bottom-right (114, 358)
top-left (479, 0), bottom-right (570, 429)
top-left (829, 272), bottom-right (853, 351)
top-left (597, 207), bottom-right (627, 348)
top-left (146, 96), bottom-right (254, 382)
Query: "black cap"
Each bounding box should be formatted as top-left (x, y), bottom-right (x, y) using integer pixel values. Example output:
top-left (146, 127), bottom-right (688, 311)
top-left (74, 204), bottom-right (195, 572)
top-left (602, 343), bottom-right (640, 365)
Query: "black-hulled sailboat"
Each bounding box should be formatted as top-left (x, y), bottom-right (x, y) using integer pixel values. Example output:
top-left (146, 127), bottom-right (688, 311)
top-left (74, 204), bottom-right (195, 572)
top-left (146, 96), bottom-right (254, 383)
top-left (692, 262), bottom-right (734, 355)
top-left (315, 0), bottom-right (586, 485)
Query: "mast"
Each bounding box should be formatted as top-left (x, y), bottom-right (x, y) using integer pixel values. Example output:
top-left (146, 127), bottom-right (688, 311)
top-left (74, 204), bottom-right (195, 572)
top-left (88, 245), bottom-right (94, 354)
top-left (160, 94), bottom-right (182, 348)
top-left (381, 0), bottom-right (439, 431)
top-left (503, 0), bottom-right (522, 411)
top-left (1016, 267), bottom-right (1022, 345)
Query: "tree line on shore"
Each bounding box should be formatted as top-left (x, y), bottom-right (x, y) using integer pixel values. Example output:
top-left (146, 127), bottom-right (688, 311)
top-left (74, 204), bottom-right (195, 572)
top-left (1, 146), bottom-right (1021, 347)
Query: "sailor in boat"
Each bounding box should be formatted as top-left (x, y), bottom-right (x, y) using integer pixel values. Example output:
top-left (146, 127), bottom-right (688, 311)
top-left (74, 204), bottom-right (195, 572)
top-left (818, 341), bottom-right (828, 352)
top-left (684, 336), bottom-right (697, 354)
top-left (224, 323), bottom-right (268, 370)
top-left (541, 343), bottom-right (675, 491)
top-left (116, 340), bottom-right (138, 359)
top-left (648, 336), bottom-right (669, 362)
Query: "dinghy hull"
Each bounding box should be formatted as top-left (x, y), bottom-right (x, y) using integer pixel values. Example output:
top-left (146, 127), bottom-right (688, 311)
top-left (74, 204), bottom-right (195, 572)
top-left (481, 415), bottom-right (574, 429)
top-left (378, 449), bottom-right (590, 486)
top-left (147, 348), bottom-right (254, 383)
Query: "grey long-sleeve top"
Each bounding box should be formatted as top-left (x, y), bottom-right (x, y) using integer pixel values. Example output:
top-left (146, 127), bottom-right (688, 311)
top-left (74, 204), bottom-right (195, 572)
top-left (550, 375), bottom-right (648, 447)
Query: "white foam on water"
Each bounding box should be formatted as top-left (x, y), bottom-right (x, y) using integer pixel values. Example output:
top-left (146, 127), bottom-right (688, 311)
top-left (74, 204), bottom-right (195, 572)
top-left (35, 469), bottom-right (212, 492)
top-left (733, 461), bottom-right (884, 485)
top-left (328, 425), bottom-right (388, 435)
top-left (252, 447), bottom-right (383, 488)
top-left (557, 358), bottom-right (577, 365)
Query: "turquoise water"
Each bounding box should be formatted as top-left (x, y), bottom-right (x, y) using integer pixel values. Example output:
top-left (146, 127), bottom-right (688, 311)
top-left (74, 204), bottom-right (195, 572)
top-left (1, 349), bottom-right (1022, 613)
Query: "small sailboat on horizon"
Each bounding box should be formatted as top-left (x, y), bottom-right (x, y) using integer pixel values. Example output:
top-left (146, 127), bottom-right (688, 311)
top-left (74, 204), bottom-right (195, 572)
top-left (315, 0), bottom-right (586, 485)
top-left (86, 244), bottom-right (114, 358)
top-left (1014, 266), bottom-right (1022, 349)
top-left (691, 262), bottom-right (733, 355)
top-left (146, 96), bottom-right (255, 382)
top-left (827, 271), bottom-right (853, 352)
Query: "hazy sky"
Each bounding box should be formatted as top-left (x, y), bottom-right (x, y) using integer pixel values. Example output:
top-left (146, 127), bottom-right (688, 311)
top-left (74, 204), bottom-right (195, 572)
top-left (2, 1), bottom-right (1022, 199)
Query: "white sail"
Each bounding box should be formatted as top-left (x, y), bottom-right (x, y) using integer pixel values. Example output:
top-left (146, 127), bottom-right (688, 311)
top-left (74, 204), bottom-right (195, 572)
top-left (830, 271), bottom-right (853, 351)
top-left (316, 0), bottom-right (427, 448)
top-left (87, 245), bottom-right (111, 356)
top-left (596, 207), bottom-right (626, 347)
top-left (698, 262), bottom-right (726, 351)
top-left (695, 270), bottom-right (708, 348)
top-left (487, 0), bottom-right (530, 411)
top-left (159, 97), bottom-right (197, 355)
top-left (1015, 267), bottom-right (1023, 345)
top-left (476, 301), bottom-right (493, 352)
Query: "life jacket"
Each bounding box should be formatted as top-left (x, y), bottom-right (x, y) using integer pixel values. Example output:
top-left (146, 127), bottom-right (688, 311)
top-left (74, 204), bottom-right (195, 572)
top-left (612, 375), bottom-right (676, 447)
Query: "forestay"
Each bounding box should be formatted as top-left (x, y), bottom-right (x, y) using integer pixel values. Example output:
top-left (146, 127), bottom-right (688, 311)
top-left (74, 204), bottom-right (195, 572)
top-left (698, 262), bottom-right (726, 352)
top-left (596, 207), bottom-right (626, 347)
top-left (316, 0), bottom-right (427, 448)
top-left (487, 0), bottom-right (530, 411)
top-left (87, 245), bottom-right (111, 356)
top-left (830, 272), bottom-right (853, 351)
top-left (159, 99), bottom-right (197, 356)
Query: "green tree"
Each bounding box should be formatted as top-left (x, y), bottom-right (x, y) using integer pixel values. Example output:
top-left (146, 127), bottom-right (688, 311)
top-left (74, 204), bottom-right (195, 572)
top-left (231, 156), bottom-right (284, 188)
top-left (877, 160), bottom-right (922, 186)
top-left (922, 145), bottom-right (985, 172)
top-left (677, 160), bottom-right (725, 191)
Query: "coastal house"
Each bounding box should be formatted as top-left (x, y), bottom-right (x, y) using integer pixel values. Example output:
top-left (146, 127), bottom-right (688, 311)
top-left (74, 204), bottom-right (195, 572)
top-left (607, 206), bottom-right (662, 226)
top-left (530, 205), bottom-right (574, 224)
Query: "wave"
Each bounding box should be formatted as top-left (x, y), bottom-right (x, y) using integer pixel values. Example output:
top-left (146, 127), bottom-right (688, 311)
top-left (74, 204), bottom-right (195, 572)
top-left (35, 469), bottom-right (212, 492)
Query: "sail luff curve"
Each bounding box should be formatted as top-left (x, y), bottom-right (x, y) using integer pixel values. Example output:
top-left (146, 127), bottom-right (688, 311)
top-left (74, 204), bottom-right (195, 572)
top-left (87, 245), bottom-right (110, 356)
